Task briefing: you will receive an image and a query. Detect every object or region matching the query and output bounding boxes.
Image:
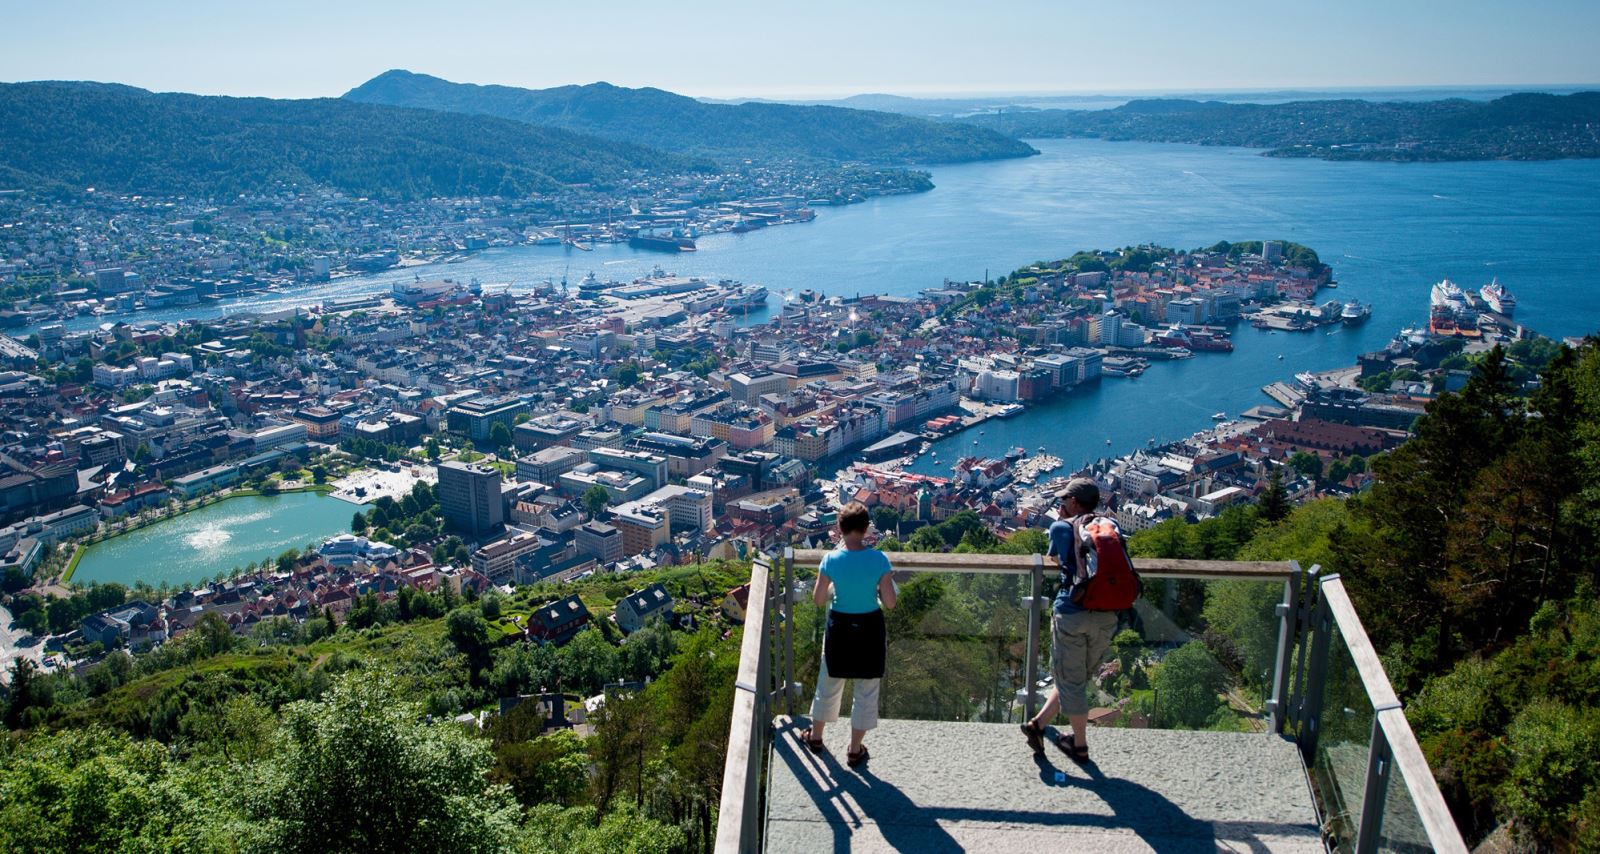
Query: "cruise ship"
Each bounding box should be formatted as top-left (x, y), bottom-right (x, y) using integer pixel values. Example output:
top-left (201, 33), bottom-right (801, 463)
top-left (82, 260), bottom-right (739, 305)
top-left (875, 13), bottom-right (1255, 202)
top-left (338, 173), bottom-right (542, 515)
top-left (1480, 279), bottom-right (1516, 316)
top-left (724, 285), bottom-right (769, 313)
top-left (1430, 279), bottom-right (1467, 312)
top-left (1340, 299), bottom-right (1371, 326)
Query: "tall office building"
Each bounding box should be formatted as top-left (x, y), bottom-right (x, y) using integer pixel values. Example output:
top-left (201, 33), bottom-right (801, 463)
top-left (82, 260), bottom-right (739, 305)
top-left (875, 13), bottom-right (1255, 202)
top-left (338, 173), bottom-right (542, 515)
top-left (437, 461), bottom-right (504, 538)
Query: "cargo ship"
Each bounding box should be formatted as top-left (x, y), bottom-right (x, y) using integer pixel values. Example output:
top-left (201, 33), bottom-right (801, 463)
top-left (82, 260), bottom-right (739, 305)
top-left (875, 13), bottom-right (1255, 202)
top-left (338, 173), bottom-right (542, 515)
top-left (723, 285), bottom-right (769, 313)
top-left (1480, 279), bottom-right (1516, 316)
top-left (629, 233), bottom-right (697, 253)
top-left (1154, 323), bottom-right (1234, 352)
top-left (1340, 299), bottom-right (1371, 326)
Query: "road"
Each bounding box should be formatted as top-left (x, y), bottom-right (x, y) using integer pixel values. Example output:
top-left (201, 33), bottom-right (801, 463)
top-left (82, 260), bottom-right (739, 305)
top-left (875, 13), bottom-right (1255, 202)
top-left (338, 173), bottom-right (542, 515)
top-left (0, 604), bottom-right (51, 686)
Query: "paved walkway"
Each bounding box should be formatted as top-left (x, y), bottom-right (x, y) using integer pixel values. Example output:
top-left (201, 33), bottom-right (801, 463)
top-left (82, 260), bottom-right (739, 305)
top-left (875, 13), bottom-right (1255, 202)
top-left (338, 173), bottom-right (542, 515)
top-left (767, 716), bottom-right (1322, 853)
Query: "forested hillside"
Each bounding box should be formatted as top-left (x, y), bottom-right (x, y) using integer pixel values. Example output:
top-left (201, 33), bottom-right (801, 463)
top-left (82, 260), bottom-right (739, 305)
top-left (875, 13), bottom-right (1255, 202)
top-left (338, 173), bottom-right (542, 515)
top-left (1127, 341), bottom-right (1600, 851)
top-left (0, 561), bottom-right (749, 853)
top-left (958, 92), bottom-right (1600, 161)
top-left (344, 70), bottom-right (1038, 165)
top-left (0, 82), bottom-right (709, 200)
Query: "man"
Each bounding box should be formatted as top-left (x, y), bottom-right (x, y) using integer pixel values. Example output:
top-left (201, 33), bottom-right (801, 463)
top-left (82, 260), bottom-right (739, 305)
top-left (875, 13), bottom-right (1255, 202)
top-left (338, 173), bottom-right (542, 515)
top-left (1020, 477), bottom-right (1119, 763)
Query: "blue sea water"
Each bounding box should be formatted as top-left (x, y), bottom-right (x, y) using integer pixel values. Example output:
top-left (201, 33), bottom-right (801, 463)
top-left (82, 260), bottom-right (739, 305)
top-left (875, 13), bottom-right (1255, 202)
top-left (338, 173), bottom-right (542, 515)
top-left (77, 139), bottom-right (1600, 470)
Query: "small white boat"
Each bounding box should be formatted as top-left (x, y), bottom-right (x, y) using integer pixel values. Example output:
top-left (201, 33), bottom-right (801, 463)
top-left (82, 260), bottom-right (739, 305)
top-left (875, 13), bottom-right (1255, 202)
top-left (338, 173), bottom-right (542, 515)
top-left (1277, 354), bottom-right (1284, 360)
top-left (1212, 412), bottom-right (1227, 420)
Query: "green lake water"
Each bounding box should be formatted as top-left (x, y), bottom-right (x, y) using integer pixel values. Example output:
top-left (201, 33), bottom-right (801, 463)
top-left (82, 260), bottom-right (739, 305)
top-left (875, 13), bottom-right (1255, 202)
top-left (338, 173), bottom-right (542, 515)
top-left (71, 492), bottom-right (356, 588)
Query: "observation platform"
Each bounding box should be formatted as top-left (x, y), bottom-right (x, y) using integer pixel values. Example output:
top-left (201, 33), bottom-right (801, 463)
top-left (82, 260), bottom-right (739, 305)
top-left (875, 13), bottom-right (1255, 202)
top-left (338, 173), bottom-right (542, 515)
top-left (766, 716), bottom-right (1321, 853)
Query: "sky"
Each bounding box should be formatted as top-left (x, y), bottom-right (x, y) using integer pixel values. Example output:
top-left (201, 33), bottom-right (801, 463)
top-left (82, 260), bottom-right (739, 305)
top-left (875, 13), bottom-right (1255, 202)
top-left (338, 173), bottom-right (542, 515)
top-left (4, 0), bottom-right (1598, 100)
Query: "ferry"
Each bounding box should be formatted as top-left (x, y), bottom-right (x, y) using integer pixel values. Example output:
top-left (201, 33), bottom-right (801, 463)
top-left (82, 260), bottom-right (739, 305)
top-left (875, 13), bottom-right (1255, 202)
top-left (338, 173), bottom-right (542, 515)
top-left (724, 285), bottom-right (769, 313)
top-left (629, 233), bottom-right (697, 253)
top-left (1340, 299), bottom-right (1371, 326)
top-left (1154, 323), bottom-right (1234, 352)
top-left (1480, 279), bottom-right (1516, 316)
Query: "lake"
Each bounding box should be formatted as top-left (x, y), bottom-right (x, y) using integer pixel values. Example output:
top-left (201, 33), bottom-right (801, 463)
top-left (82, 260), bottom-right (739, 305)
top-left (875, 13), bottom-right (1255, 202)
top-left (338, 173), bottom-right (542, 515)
top-left (63, 138), bottom-right (1600, 472)
top-left (71, 492), bottom-right (354, 589)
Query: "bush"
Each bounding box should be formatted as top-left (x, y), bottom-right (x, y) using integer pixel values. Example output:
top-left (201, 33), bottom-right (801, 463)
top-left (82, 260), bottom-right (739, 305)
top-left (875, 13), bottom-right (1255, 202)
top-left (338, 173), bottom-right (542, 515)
top-left (1499, 700), bottom-right (1600, 845)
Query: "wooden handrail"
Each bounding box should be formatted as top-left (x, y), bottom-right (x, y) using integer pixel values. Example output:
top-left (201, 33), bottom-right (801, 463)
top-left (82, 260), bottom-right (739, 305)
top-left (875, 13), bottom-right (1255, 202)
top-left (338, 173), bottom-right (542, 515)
top-left (790, 548), bottom-right (1296, 580)
top-left (714, 556), bottom-right (771, 854)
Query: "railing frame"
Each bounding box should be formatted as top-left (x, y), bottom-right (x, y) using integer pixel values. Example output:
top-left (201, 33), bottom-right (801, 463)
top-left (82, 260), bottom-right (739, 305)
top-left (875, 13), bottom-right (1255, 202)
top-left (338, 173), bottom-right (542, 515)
top-left (1292, 573), bottom-right (1469, 854)
top-left (717, 551), bottom-right (1468, 854)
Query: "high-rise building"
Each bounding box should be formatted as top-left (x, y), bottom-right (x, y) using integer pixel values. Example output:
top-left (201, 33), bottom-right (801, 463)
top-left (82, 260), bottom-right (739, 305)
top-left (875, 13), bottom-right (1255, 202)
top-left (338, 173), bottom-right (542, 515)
top-left (575, 521), bottom-right (624, 564)
top-left (437, 461), bottom-right (504, 538)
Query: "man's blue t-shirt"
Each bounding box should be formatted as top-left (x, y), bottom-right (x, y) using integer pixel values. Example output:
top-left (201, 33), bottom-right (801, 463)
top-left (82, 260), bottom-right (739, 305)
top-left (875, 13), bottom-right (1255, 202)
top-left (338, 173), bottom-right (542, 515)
top-left (819, 546), bottom-right (892, 614)
top-left (1047, 517), bottom-right (1084, 614)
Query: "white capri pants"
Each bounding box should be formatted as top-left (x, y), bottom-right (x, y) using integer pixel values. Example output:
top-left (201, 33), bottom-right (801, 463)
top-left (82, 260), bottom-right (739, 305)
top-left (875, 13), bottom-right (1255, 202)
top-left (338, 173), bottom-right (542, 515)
top-left (808, 656), bottom-right (881, 731)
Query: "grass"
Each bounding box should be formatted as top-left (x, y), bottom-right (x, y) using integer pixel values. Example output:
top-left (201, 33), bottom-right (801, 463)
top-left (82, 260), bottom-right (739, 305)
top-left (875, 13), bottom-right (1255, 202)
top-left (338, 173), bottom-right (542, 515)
top-left (60, 545), bottom-right (86, 584)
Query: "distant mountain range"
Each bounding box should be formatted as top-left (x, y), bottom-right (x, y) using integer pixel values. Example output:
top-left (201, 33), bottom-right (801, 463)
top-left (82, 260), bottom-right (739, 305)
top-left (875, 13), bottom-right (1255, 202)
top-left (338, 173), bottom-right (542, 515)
top-left (343, 70), bottom-right (1037, 165)
top-left (954, 92), bottom-right (1600, 161)
top-left (0, 81), bottom-right (711, 199)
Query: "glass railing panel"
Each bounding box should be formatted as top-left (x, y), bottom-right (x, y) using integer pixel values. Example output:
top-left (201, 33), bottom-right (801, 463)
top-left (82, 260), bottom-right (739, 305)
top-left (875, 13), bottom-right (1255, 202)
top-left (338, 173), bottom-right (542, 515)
top-left (793, 569), bottom-right (1030, 723)
top-left (1310, 621), bottom-right (1377, 852)
top-left (1375, 754), bottom-right (1434, 854)
top-left (1079, 577), bottom-right (1286, 732)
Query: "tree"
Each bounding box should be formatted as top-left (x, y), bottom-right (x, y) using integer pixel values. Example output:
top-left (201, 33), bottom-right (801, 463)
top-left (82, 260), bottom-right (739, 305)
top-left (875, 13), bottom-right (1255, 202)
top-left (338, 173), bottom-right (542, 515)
top-left (612, 362), bottom-right (642, 389)
top-left (558, 627), bottom-right (620, 695)
top-left (276, 548), bottom-right (300, 573)
top-left (350, 511), bottom-right (367, 534)
top-left (488, 421), bottom-right (514, 452)
top-left (247, 672), bottom-right (520, 854)
top-left (446, 607), bottom-right (492, 675)
top-left (1258, 467), bottom-right (1290, 522)
top-left (1151, 641), bottom-right (1228, 729)
top-left (309, 465), bottom-right (328, 484)
top-left (906, 525), bottom-right (947, 553)
top-left (1287, 451), bottom-right (1323, 481)
top-left (424, 437), bottom-right (441, 461)
top-left (581, 484), bottom-right (611, 520)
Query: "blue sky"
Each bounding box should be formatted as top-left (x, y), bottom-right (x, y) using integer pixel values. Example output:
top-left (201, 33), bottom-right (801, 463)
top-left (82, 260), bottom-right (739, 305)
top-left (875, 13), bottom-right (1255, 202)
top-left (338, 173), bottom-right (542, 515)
top-left (5, 0), bottom-right (1598, 99)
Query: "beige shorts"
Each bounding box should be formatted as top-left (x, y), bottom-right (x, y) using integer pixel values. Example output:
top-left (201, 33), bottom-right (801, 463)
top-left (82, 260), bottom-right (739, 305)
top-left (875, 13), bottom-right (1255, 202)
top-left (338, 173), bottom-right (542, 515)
top-left (1050, 609), bottom-right (1119, 716)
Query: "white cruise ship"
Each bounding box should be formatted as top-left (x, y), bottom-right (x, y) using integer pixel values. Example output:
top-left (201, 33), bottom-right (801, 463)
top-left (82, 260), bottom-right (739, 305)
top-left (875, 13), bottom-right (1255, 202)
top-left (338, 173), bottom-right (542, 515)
top-left (1480, 279), bottom-right (1516, 316)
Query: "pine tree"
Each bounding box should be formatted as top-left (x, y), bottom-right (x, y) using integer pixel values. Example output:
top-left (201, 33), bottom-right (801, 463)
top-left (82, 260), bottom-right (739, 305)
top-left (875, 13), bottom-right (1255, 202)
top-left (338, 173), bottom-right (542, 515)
top-left (1259, 467), bottom-right (1290, 522)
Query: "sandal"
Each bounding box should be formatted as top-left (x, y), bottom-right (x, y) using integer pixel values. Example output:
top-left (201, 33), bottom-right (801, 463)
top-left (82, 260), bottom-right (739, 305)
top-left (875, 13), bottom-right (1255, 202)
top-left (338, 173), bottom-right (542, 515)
top-left (1020, 720), bottom-right (1046, 755)
top-left (797, 727), bottom-right (825, 753)
top-left (1055, 731), bottom-right (1089, 763)
top-left (847, 745), bottom-right (870, 768)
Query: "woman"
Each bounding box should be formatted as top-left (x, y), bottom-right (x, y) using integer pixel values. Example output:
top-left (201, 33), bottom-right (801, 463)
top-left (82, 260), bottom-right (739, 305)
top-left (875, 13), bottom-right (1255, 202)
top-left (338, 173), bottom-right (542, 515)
top-left (798, 501), bottom-right (897, 768)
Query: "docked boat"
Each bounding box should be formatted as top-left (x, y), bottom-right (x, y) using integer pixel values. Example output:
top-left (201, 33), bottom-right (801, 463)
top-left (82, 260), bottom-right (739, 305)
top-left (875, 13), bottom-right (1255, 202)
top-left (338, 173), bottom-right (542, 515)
top-left (629, 233), bottom-right (696, 253)
top-left (1480, 279), bottom-right (1516, 316)
top-left (1430, 279), bottom-right (1467, 312)
top-left (1212, 412), bottom-right (1227, 421)
top-left (1154, 323), bottom-right (1234, 352)
top-left (724, 285), bottom-right (769, 313)
top-left (1340, 299), bottom-right (1371, 326)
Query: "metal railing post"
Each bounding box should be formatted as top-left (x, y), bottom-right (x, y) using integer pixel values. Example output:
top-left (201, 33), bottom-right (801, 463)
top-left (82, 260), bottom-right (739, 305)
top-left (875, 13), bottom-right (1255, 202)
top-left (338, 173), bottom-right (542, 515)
top-left (1355, 713), bottom-right (1394, 853)
top-left (1266, 560), bottom-right (1302, 733)
top-left (1023, 553), bottom-right (1043, 720)
top-left (1297, 572), bottom-right (1336, 761)
top-left (1289, 564), bottom-right (1321, 738)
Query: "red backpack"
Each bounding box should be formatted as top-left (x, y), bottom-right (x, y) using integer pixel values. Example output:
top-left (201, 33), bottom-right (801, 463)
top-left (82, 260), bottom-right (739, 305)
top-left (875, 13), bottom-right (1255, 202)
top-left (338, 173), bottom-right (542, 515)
top-left (1069, 514), bottom-right (1143, 611)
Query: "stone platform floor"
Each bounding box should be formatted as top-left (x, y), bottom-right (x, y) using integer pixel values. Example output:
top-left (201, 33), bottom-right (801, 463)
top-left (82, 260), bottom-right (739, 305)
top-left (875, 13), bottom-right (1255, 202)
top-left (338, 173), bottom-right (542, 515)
top-left (766, 716), bottom-right (1323, 853)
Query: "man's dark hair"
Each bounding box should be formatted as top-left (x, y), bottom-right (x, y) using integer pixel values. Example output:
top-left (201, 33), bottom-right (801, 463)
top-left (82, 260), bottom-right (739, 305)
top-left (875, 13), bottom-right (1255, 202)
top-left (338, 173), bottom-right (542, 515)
top-left (838, 501), bottom-right (870, 535)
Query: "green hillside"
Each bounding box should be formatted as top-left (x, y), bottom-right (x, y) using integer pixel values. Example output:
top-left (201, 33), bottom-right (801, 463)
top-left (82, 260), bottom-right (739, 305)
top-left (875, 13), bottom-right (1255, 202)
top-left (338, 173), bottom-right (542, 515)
top-left (344, 69), bottom-right (1038, 165)
top-left (0, 81), bottom-right (710, 200)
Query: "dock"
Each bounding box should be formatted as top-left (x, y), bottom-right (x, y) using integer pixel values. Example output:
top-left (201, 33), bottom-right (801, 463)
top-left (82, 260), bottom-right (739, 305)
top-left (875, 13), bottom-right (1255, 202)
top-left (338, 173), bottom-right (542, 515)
top-left (1262, 382), bottom-right (1305, 408)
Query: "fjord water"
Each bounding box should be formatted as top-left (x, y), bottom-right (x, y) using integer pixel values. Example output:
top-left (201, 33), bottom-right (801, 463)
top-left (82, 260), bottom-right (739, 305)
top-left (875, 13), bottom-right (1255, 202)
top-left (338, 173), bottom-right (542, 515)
top-left (72, 492), bottom-right (353, 588)
top-left (109, 138), bottom-right (1600, 470)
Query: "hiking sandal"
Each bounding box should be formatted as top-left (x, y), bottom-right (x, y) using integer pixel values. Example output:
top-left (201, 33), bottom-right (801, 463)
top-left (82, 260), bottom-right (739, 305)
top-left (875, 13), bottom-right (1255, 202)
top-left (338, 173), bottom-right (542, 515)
top-left (847, 745), bottom-right (870, 767)
top-left (1020, 720), bottom-right (1046, 755)
top-left (797, 727), bottom-right (825, 753)
top-left (1056, 731), bottom-right (1089, 763)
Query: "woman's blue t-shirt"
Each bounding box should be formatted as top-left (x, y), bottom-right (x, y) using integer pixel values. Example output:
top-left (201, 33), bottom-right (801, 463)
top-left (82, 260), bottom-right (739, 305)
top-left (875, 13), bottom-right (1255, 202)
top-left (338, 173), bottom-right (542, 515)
top-left (819, 547), bottom-right (892, 614)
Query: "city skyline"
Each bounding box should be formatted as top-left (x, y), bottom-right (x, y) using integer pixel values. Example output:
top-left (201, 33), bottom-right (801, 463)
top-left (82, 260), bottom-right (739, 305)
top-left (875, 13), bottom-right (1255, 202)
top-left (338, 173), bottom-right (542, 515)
top-left (5, 0), bottom-right (1599, 100)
